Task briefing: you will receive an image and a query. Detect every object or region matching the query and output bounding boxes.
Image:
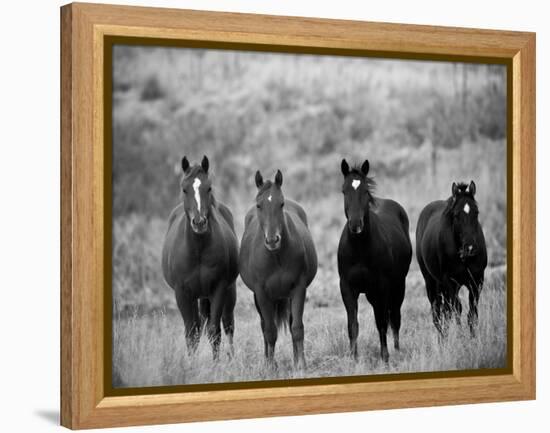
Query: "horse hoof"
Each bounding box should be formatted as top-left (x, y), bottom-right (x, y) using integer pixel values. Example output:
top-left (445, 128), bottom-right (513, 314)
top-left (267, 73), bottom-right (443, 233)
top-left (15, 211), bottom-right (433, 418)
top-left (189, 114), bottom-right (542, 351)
top-left (225, 343), bottom-right (235, 359)
top-left (265, 359), bottom-right (278, 371)
top-left (349, 347), bottom-right (359, 361)
top-left (294, 359), bottom-right (307, 372)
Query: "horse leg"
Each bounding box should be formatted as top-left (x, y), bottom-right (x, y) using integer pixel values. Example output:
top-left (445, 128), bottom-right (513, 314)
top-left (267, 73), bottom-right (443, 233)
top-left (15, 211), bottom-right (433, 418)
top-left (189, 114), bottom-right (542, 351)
top-left (372, 299), bottom-right (390, 363)
top-left (451, 294), bottom-right (462, 327)
top-left (255, 291), bottom-right (278, 367)
top-left (290, 285), bottom-right (307, 370)
top-left (206, 286), bottom-right (227, 361)
top-left (368, 279), bottom-right (390, 362)
top-left (441, 275), bottom-right (460, 333)
top-left (420, 265), bottom-right (444, 338)
top-left (175, 287), bottom-right (200, 354)
top-left (198, 298), bottom-right (210, 335)
top-left (434, 303), bottom-right (445, 342)
top-left (390, 280), bottom-right (406, 351)
top-left (389, 307), bottom-right (401, 351)
top-left (442, 296), bottom-right (453, 333)
top-left (433, 277), bottom-right (456, 339)
top-left (222, 282), bottom-right (237, 358)
top-left (254, 294), bottom-right (268, 358)
top-left (340, 279), bottom-right (359, 360)
top-left (429, 290), bottom-right (446, 340)
top-left (467, 275), bottom-right (483, 336)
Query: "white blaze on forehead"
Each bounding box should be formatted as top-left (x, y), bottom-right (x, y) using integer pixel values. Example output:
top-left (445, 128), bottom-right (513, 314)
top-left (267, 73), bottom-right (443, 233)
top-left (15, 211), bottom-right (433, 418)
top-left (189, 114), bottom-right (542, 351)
top-left (268, 195), bottom-right (272, 202)
top-left (463, 203), bottom-right (470, 214)
top-left (351, 179), bottom-right (361, 190)
top-left (193, 178), bottom-right (201, 211)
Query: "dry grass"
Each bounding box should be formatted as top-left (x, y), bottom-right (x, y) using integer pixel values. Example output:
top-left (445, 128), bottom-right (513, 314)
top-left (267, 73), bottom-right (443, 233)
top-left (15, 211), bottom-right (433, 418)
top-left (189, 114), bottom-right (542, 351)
top-left (113, 268), bottom-right (506, 388)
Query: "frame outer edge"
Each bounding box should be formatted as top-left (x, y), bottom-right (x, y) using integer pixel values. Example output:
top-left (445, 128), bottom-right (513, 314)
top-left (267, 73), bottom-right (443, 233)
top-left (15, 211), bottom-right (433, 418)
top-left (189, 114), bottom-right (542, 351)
top-left (60, 3), bottom-right (74, 429)
top-left (61, 3), bottom-right (536, 428)
top-left (520, 34), bottom-right (536, 398)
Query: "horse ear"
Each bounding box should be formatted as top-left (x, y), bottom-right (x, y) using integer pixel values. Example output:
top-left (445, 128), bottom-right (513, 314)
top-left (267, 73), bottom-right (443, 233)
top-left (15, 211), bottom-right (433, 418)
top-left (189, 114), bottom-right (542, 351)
top-left (451, 182), bottom-right (458, 197)
top-left (341, 159), bottom-right (350, 176)
top-left (255, 170), bottom-right (264, 188)
top-left (275, 169), bottom-right (283, 187)
top-left (361, 159), bottom-right (370, 176)
top-left (469, 180), bottom-right (476, 196)
top-left (201, 155), bottom-right (209, 174)
top-left (181, 156), bottom-right (190, 173)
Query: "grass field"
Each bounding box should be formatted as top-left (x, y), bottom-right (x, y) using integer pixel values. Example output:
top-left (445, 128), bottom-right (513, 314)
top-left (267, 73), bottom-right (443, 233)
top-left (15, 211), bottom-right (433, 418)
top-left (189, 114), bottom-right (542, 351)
top-left (113, 266), bottom-right (506, 388)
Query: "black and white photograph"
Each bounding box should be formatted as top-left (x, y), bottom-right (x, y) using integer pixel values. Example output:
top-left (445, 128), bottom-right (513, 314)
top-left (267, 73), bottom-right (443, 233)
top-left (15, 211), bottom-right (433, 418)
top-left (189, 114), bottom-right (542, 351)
top-left (111, 45), bottom-right (507, 388)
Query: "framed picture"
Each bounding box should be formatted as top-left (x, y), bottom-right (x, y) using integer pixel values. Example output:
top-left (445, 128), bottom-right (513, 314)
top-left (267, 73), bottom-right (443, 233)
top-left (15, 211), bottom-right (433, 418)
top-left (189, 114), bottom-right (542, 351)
top-left (60, 2), bottom-right (535, 429)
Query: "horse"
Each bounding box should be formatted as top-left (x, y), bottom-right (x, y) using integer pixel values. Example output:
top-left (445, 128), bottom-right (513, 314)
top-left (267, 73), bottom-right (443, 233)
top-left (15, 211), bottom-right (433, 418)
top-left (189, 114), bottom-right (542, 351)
top-left (416, 181), bottom-right (487, 337)
top-left (239, 169), bottom-right (317, 368)
top-left (337, 159), bottom-right (412, 362)
top-left (161, 155), bottom-right (239, 360)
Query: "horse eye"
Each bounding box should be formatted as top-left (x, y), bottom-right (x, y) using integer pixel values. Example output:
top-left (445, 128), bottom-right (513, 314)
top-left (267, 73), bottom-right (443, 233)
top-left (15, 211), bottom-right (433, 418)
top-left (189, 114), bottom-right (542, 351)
top-left (183, 189), bottom-right (187, 194)
top-left (256, 204), bottom-right (260, 209)
top-left (208, 187), bottom-right (212, 192)
top-left (281, 202), bottom-right (284, 208)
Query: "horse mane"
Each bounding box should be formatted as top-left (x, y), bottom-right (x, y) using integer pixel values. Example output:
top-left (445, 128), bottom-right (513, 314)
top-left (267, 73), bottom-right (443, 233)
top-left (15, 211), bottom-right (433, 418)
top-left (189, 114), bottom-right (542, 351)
top-left (443, 182), bottom-right (476, 216)
top-left (349, 165), bottom-right (377, 204)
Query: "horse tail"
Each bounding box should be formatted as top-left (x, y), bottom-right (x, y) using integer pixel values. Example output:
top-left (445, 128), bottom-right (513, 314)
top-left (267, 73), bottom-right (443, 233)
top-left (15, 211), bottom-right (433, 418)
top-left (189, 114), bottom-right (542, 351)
top-left (199, 298), bottom-right (210, 325)
top-left (274, 299), bottom-right (291, 333)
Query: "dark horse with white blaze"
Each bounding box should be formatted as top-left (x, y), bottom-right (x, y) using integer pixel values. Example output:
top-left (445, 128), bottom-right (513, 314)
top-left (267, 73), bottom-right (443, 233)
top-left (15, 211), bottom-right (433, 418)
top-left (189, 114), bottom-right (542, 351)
top-left (239, 170), bottom-right (317, 368)
top-left (416, 181), bottom-right (487, 336)
top-left (161, 156), bottom-right (239, 359)
top-left (338, 159), bottom-right (412, 362)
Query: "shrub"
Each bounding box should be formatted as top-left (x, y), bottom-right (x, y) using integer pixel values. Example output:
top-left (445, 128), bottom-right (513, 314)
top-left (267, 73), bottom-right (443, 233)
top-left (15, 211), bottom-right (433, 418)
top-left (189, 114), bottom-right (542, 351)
top-left (475, 82), bottom-right (507, 140)
top-left (140, 76), bottom-right (165, 102)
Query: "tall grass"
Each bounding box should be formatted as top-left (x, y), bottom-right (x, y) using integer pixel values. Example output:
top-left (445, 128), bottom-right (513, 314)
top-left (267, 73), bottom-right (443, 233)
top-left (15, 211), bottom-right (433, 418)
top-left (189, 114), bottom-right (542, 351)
top-left (113, 268), bottom-right (506, 387)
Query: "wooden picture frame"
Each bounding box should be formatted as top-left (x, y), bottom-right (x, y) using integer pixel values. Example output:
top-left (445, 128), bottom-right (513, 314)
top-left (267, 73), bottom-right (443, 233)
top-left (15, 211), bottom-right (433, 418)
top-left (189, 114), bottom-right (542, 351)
top-left (60, 2), bottom-right (535, 429)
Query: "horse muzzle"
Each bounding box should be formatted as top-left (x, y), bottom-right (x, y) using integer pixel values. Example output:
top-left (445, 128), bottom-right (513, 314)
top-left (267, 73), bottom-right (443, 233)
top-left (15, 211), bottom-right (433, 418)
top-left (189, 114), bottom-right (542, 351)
top-left (191, 216), bottom-right (208, 234)
top-left (264, 234), bottom-right (281, 251)
top-left (348, 220), bottom-right (364, 235)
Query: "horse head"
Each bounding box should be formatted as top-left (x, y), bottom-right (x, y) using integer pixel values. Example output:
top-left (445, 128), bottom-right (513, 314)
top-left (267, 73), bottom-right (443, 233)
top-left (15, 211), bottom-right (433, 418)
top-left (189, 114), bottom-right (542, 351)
top-left (445, 180), bottom-right (481, 260)
top-left (341, 158), bottom-right (376, 235)
top-left (180, 155), bottom-right (213, 235)
top-left (255, 169), bottom-right (285, 251)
